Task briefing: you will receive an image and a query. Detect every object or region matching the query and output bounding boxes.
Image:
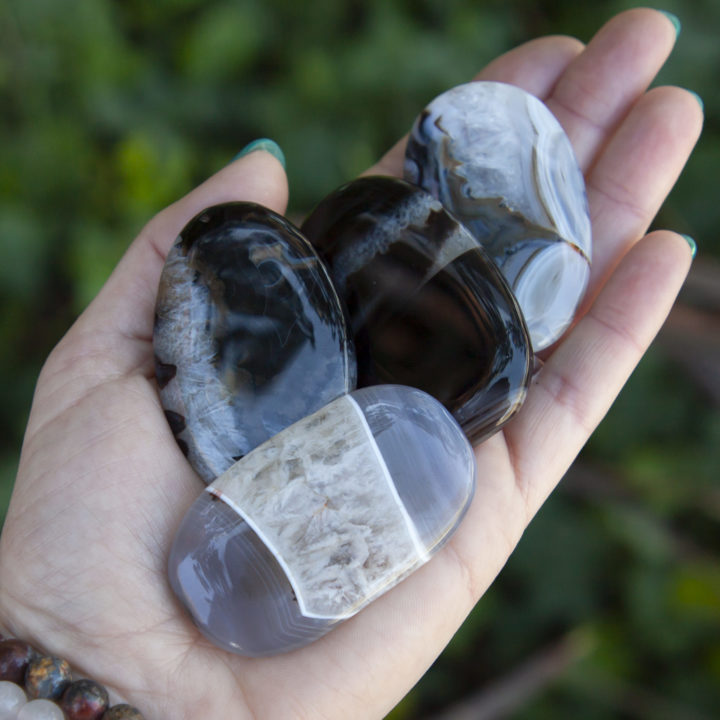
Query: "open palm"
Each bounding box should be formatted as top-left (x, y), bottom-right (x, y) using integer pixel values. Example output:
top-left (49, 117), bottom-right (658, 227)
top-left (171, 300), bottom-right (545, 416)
top-left (0, 9), bottom-right (703, 719)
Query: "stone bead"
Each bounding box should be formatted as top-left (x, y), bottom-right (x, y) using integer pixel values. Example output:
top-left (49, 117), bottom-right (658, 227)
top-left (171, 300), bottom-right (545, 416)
top-left (0, 680), bottom-right (27, 720)
top-left (102, 705), bottom-right (145, 720)
top-left (169, 385), bottom-right (476, 656)
top-left (18, 699), bottom-right (65, 720)
top-left (154, 202), bottom-right (356, 483)
top-left (0, 639), bottom-right (36, 684)
top-left (301, 176), bottom-right (531, 443)
top-left (60, 679), bottom-right (109, 720)
top-left (25, 656), bottom-right (71, 700)
top-left (404, 81), bottom-right (592, 351)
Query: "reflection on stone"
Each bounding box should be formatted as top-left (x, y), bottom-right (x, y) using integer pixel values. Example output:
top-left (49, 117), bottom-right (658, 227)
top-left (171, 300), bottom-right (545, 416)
top-left (301, 176), bottom-right (531, 444)
top-left (405, 81), bottom-right (592, 350)
top-left (154, 202), bottom-right (356, 482)
top-left (169, 385), bottom-right (476, 656)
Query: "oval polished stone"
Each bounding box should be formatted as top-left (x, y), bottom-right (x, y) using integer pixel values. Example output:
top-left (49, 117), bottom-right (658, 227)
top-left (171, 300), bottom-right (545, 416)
top-left (301, 176), bottom-right (531, 444)
top-left (154, 202), bottom-right (356, 483)
top-left (404, 81), bottom-right (592, 351)
top-left (169, 385), bottom-right (476, 656)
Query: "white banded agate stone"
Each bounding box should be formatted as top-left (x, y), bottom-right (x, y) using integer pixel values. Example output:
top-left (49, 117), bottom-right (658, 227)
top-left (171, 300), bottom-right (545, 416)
top-left (169, 385), bottom-right (476, 656)
top-left (405, 81), bottom-right (592, 351)
top-left (154, 203), bottom-right (356, 484)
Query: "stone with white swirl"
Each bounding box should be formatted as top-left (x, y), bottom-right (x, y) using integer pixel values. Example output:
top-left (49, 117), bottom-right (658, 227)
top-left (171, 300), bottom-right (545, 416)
top-left (154, 202), bottom-right (356, 483)
top-left (405, 81), bottom-right (592, 350)
top-left (301, 176), bottom-right (531, 445)
top-left (169, 385), bottom-right (476, 656)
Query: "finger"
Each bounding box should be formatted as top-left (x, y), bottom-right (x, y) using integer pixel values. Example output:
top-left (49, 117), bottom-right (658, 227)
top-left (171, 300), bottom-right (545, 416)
top-left (505, 230), bottom-right (694, 516)
top-left (546, 8), bottom-right (678, 171)
top-left (582, 86), bottom-right (703, 306)
top-left (367, 34), bottom-right (584, 177)
top-left (50, 149), bottom-right (288, 371)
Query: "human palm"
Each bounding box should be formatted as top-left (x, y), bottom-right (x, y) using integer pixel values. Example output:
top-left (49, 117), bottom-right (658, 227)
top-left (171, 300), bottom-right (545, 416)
top-left (0, 9), bottom-right (703, 719)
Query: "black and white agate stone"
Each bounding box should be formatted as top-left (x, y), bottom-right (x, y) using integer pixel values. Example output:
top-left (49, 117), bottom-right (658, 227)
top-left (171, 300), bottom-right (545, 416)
top-left (301, 176), bottom-right (531, 444)
top-left (169, 385), bottom-right (476, 656)
top-left (154, 203), bottom-right (356, 483)
top-left (405, 81), bottom-right (592, 351)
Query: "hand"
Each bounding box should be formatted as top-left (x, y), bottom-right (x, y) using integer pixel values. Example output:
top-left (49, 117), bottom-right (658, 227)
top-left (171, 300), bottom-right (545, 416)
top-left (0, 8), bottom-right (702, 719)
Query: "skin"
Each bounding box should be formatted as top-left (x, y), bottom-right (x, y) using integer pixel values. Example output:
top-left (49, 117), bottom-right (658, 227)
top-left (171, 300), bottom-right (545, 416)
top-left (0, 8), bottom-right (703, 719)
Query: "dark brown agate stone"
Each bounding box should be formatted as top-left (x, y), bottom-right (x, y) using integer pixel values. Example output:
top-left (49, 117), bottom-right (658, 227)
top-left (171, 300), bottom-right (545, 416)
top-left (154, 202), bottom-right (356, 483)
top-left (0, 638), bottom-right (36, 684)
top-left (60, 679), bottom-right (110, 720)
top-left (301, 176), bottom-right (531, 443)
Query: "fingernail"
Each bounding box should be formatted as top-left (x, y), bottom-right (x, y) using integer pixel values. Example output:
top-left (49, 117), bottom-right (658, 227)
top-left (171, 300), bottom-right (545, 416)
top-left (657, 10), bottom-right (681, 37)
top-left (681, 234), bottom-right (697, 259)
top-left (687, 90), bottom-right (704, 113)
top-left (233, 138), bottom-right (286, 169)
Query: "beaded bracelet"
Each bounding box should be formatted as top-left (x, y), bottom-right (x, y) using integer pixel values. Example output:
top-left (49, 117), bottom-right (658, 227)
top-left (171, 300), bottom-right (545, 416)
top-left (0, 635), bottom-right (144, 720)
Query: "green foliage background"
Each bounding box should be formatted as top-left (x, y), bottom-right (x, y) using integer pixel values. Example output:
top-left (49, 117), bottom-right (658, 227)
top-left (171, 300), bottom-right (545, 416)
top-left (1, 1), bottom-right (718, 717)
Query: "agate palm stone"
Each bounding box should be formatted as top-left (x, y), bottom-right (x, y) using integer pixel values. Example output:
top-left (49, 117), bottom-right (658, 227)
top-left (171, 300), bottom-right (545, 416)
top-left (405, 81), bottom-right (592, 351)
top-left (169, 385), bottom-right (476, 656)
top-left (154, 203), bottom-right (356, 483)
top-left (301, 176), bottom-right (531, 444)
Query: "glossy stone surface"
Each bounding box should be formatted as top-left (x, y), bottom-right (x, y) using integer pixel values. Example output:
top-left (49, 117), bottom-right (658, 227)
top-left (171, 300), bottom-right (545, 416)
top-left (301, 176), bottom-right (531, 443)
top-left (102, 706), bottom-right (145, 720)
top-left (25, 656), bottom-right (71, 700)
top-left (154, 202), bottom-right (356, 483)
top-left (169, 385), bottom-right (476, 656)
top-left (18, 699), bottom-right (66, 720)
top-left (0, 639), bottom-right (36, 684)
top-left (0, 680), bottom-right (26, 720)
top-left (60, 679), bottom-right (109, 720)
top-left (405, 81), bottom-right (592, 350)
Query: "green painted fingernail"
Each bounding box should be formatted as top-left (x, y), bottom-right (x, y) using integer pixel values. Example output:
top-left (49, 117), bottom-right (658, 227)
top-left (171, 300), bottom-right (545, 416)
top-left (658, 10), bottom-right (681, 37)
top-left (687, 90), bottom-right (704, 113)
top-left (681, 234), bottom-right (697, 258)
top-left (233, 138), bottom-right (286, 169)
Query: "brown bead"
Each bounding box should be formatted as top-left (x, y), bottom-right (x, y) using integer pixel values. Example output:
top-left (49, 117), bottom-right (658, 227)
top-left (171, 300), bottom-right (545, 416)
top-left (0, 638), bottom-right (36, 683)
top-left (102, 704), bottom-right (145, 720)
top-left (61, 678), bottom-right (110, 720)
top-left (25, 655), bottom-right (72, 699)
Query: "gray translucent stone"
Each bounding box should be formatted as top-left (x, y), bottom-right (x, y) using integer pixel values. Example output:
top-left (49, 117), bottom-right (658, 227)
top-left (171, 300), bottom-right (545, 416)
top-left (154, 202), bottom-right (356, 483)
top-left (169, 385), bottom-right (476, 656)
top-left (405, 81), bottom-right (592, 351)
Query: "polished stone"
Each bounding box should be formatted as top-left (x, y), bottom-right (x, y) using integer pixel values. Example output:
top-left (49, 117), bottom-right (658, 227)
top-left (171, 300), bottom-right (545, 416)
top-left (169, 385), bottom-right (476, 656)
top-left (60, 679), bottom-right (109, 720)
top-left (25, 656), bottom-right (71, 700)
top-left (18, 699), bottom-right (66, 720)
top-left (301, 176), bottom-right (531, 443)
top-left (101, 706), bottom-right (145, 720)
top-left (0, 639), bottom-right (36, 684)
top-left (405, 81), bottom-right (592, 350)
top-left (154, 202), bottom-right (356, 483)
top-left (0, 681), bottom-right (26, 720)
